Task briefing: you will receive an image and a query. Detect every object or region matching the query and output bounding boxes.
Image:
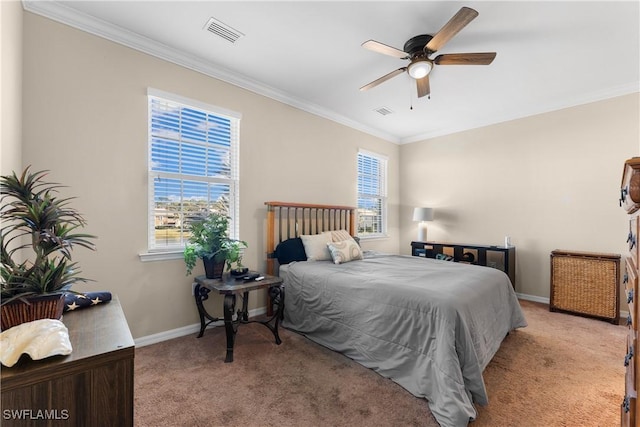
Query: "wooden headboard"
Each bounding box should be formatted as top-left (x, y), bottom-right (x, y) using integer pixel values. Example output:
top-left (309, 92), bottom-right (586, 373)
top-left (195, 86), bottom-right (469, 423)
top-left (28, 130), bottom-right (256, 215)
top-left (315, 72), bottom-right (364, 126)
top-left (265, 201), bottom-right (357, 276)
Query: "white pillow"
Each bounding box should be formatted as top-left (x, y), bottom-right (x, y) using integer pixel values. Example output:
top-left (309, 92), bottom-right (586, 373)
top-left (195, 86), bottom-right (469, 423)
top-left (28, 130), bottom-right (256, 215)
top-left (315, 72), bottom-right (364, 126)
top-left (327, 239), bottom-right (364, 264)
top-left (300, 233), bottom-right (333, 261)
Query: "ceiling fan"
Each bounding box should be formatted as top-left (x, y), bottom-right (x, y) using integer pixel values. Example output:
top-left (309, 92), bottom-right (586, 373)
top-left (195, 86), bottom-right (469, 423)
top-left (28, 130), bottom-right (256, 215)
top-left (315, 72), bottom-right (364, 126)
top-left (359, 6), bottom-right (496, 99)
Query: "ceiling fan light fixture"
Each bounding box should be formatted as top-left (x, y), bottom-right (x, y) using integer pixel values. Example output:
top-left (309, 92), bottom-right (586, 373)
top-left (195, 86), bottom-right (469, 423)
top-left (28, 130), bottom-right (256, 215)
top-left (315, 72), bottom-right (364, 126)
top-left (407, 59), bottom-right (433, 79)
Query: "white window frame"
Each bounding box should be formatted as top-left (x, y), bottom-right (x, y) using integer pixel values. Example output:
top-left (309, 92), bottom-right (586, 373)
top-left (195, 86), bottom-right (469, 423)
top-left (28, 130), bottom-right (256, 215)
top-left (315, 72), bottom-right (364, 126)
top-left (140, 88), bottom-right (241, 261)
top-left (357, 149), bottom-right (388, 239)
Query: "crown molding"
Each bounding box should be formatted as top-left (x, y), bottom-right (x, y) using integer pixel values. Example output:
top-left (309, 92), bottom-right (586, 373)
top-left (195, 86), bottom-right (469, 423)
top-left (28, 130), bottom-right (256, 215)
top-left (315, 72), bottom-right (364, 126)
top-left (22, 0), bottom-right (400, 144)
top-left (400, 82), bottom-right (640, 144)
top-left (21, 1), bottom-right (639, 146)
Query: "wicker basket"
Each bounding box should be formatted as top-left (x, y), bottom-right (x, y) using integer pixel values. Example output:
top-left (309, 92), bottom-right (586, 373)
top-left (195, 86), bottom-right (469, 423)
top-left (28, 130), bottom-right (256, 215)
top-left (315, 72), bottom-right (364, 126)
top-left (1, 293), bottom-right (65, 331)
top-left (550, 250), bottom-right (620, 324)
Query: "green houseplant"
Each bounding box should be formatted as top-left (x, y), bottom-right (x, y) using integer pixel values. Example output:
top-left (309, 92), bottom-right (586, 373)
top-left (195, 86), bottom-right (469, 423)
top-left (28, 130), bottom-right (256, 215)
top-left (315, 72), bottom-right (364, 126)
top-left (0, 167), bottom-right (96, 329)
top-left (183, 212), bottom-right (247, 279)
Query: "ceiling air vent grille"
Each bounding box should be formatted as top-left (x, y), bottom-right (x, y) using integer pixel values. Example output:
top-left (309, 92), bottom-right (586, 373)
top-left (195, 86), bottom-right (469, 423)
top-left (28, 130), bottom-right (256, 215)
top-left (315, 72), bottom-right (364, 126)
top-left (374, 106), bottom-right (394, 116)
top-left (204, 17), bottom-right (244, 43)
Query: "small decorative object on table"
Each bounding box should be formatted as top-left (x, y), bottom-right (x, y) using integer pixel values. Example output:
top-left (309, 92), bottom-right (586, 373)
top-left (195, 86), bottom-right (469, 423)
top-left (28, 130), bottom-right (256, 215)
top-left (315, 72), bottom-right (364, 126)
top-left (64, 291), bottom-right (112, 312)
top-left (229, 268), bottom-right (249, 277)
top-left (0, 319), bottom-right (72, 367)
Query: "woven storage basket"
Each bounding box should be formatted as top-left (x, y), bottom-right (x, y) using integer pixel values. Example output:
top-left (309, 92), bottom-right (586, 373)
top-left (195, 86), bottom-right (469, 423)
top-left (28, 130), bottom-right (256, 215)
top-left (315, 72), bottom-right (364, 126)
top-left (550, 250), bottom-right (620, 324)
top-left (1, 293), bottom-right (65, 330)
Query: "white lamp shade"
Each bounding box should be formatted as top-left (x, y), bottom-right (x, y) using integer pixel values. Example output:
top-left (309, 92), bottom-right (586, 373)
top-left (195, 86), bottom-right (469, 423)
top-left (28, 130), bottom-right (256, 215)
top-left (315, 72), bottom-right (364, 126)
top-left (413, 207), bottom-right (434, 222)
top-left (408, 60), bottom-right (433, 79)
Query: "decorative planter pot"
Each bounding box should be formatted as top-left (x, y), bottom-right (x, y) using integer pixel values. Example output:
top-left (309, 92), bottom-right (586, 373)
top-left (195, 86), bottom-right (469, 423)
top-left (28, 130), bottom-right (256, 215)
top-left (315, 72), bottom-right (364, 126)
top-left (1, 293), bottom-right (65, 331)
top-left (202, 257), bottom-right (225, 279)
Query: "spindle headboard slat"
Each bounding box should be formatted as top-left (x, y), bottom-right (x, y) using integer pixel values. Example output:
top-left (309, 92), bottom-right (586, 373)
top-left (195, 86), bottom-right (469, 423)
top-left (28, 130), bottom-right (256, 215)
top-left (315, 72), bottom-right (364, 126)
top-left (265, 201), bottom-right (357, 276)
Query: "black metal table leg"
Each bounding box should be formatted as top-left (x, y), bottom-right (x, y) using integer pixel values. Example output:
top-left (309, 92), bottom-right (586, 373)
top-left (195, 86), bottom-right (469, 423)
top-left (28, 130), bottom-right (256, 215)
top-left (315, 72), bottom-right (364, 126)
top-left (272, 285), bottom-right (284, 345)
top-left (277, 285), bottom-right (285, 320)
top-left (194, 284), bottom-right (217, 338)
top-left (273, 286), bottom-right (285, 344)
top-left (249, 285), bottom-right (284, 345)
top-left (223, 294), bottom-right (237, 363)
top-left (240, 291), bottom-right (249, 321)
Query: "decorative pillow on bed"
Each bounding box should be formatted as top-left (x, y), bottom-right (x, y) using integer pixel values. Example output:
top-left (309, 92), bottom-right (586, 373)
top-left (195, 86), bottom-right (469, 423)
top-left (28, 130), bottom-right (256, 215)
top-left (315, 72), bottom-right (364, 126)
top-left (300, 233), bottom-right (333, 261)
top-left (327, 239), bottom-right (364, 264)
top-left (329, 229), bottom-right (353, 242)
top-left (275, 237), bottom-right (307, 264)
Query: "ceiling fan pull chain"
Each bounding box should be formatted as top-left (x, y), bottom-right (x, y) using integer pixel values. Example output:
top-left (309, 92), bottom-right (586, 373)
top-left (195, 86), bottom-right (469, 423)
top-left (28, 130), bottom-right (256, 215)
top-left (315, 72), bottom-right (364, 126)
top-left (409, 81), bottom-right (414, 110)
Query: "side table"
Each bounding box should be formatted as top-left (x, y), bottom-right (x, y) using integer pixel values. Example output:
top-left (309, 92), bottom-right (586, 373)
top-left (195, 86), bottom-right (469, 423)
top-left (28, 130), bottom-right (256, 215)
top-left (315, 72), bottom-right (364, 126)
top-left (194, 274), bottom-right (284, 363)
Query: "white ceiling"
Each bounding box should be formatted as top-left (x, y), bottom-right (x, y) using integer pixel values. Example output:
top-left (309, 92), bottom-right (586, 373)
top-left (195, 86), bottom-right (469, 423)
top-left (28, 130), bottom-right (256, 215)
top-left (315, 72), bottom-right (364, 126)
top-left (24, 1), bottom-right (640, 144)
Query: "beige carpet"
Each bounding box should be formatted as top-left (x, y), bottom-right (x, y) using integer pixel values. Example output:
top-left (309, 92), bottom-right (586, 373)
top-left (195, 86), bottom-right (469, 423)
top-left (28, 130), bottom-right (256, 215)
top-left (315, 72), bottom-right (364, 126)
top-left (134, 300), bottom-right (626, 426)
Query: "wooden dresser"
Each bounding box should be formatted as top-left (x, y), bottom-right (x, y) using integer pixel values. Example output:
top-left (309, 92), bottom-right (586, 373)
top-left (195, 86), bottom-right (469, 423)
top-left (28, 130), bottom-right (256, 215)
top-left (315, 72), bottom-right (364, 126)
top-left (1, 296), bottom-right (134, 427)
top-left (620, 157), bottom-right (640, 426)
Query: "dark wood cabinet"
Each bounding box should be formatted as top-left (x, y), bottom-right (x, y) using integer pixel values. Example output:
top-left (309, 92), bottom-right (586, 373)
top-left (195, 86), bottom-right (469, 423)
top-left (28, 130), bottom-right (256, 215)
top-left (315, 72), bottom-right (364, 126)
top-left (620, 157), bottom-right (640, 427)
top-left (1, 296), bottom-right (134, 427)
top-left (411, 241), bottom-right (516, 288)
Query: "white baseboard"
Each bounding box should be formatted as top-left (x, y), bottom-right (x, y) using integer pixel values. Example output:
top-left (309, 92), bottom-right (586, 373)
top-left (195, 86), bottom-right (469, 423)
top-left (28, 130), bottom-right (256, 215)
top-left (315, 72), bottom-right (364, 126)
top-left (134, 306), bottom-right (267, 348)
top-left (516, 292), bottom-right (549, 304)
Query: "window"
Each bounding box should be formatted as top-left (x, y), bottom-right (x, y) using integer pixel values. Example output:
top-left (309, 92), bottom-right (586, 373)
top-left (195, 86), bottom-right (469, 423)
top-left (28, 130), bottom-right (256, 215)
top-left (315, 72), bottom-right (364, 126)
top-left (357, 149), bottom-right (387, 238)
top-left (146, 89), bottom-right (241, 255)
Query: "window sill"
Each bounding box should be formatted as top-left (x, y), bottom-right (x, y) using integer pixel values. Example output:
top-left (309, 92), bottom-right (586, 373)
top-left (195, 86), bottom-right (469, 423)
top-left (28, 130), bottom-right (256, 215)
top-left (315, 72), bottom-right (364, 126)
top-left (357, 234), bottom-right (389, 241)
top-left (139, 250), bottom-right (184, 262)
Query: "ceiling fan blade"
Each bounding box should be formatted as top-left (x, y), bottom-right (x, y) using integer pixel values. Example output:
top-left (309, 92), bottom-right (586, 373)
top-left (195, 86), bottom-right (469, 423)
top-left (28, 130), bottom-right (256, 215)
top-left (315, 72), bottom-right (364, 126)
top-left (416, 75), bottom-right (431, 98)
top-left (360, 68), bottom-right (407, 91)
top-left (425, 7), bottom-right (479, 53)
top-left (434, 52), bottom-right (496, 65)
top-left (362, 40), bottom-right (409, 59)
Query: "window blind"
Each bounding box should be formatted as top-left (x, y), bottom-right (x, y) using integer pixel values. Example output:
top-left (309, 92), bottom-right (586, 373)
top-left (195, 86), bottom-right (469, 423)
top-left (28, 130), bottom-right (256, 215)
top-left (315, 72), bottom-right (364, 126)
top-left (357, 150), bottom-right (387, 237)
top-left (148, 90), bottom-right (240, 251)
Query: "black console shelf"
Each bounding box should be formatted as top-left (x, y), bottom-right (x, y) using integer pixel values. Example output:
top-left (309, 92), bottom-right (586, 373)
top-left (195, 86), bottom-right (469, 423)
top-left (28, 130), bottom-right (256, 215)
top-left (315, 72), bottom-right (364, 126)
top-left (410, 241), bottom-right (516, 288)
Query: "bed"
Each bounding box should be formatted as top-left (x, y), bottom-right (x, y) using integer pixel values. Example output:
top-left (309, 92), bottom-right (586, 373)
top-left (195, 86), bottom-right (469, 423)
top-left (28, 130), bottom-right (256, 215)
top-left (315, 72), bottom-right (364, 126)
top-left (265, 202), bottom-right (527, 427)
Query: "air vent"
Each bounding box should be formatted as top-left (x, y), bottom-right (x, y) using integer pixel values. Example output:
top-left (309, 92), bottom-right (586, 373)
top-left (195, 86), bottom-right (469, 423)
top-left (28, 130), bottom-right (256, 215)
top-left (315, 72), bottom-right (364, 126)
top-left (374, 106), bottom-right (394, 116)
top-left (204, 17), bottom-right (244, 43)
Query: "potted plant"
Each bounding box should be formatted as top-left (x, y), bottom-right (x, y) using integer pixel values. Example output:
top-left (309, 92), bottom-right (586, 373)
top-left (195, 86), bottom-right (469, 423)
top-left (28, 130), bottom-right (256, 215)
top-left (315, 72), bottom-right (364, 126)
top-left (226, 241), bottom-right (248, 276)
top-left (183, 211), bottom-right (247, 279)
top-left (1, 167), bottom-right (96, 330)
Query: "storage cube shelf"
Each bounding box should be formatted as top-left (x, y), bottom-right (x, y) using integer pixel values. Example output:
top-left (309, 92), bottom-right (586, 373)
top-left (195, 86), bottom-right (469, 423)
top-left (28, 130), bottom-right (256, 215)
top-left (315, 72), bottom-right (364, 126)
top-left (410, 241), bottom-right (516, 288)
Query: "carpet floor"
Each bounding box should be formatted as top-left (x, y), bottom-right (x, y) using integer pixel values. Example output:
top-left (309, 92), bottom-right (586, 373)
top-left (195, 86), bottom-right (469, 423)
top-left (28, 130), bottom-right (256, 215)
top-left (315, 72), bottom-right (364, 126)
top-left (134, 300), bottom-right (626, 426)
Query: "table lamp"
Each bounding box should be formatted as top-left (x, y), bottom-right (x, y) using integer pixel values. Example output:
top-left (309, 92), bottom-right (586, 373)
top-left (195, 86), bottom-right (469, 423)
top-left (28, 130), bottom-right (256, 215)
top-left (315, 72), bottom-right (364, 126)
top-left (413, 207), bottom-right (434, 242)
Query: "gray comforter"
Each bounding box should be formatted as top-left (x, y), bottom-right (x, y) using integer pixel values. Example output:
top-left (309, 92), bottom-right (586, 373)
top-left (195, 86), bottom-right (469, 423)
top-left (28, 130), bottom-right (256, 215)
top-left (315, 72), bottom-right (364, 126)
top-left (280, 252), bottom-right (527, 427)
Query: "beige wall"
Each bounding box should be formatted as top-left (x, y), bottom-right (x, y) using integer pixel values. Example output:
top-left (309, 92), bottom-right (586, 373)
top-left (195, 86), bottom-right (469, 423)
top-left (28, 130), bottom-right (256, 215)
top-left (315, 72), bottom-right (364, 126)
top-left (17, 9), bottom-right (640, 339)
top-left (400, 93), bottom-right (640, 302)
top-left (1, 0), bottom-right (23, 175)
top-left (21, 12), bottom-right (399, 339)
